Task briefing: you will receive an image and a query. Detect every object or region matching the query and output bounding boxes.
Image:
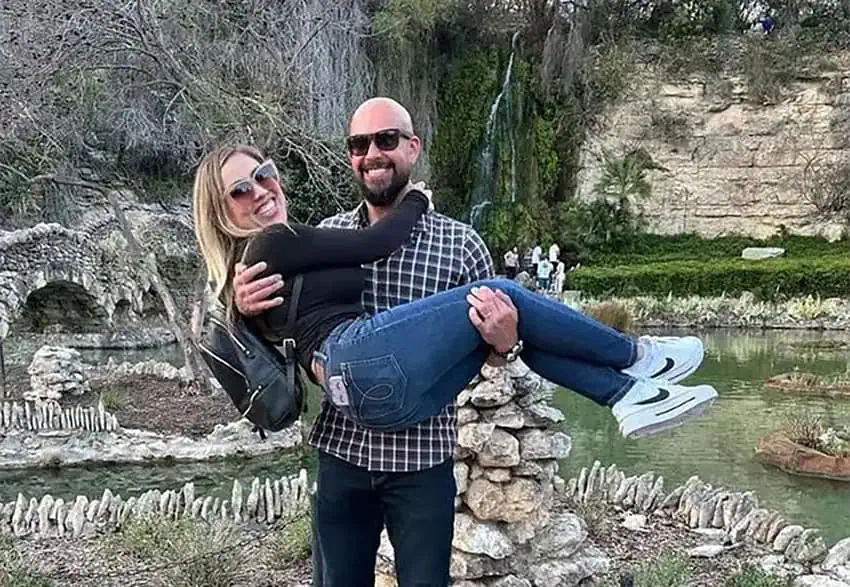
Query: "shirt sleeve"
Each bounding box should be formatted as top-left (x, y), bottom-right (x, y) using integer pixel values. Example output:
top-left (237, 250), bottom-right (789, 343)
top-left (462, 227), bottom-right (495, 283)
top-left (242, 192), bottom-right (428, 278)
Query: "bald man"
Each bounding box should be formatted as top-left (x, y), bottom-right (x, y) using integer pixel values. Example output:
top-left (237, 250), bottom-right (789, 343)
top-left (234, 97), bottom-right (519, 586)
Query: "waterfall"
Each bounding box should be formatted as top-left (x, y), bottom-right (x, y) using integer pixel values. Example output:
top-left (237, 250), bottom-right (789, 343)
top-left (469, 31), bottom-right (520, 230)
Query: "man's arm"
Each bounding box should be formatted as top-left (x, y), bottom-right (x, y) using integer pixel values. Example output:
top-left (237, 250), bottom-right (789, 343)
top-left (461, 229), bottom-right (518, 365)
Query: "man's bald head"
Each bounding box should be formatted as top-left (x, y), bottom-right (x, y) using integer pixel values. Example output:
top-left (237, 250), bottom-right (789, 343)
top-left (347, 97), bottom-right (421, 210)
top-left (349, 97), bottom-right (414, 135)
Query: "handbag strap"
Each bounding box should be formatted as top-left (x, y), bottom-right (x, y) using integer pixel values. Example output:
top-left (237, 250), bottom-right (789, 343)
top-left (281, 274), bottom-right (304, 400)
top-left (285, 274), bottom-right (304, 333)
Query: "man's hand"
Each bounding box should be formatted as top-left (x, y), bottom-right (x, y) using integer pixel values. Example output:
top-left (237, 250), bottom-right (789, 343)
top-left (466, 286), bottom-right (518, 354)
top-left (233, 262), bottom-right (284, 317)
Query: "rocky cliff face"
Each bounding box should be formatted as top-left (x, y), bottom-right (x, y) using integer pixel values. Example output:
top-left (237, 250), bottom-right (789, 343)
top-left (577, 58), bottom-right (850, 239)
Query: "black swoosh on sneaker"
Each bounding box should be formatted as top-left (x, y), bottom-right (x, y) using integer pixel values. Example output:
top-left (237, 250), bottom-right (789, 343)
top-left (650, 358), bottom-right (676, 379)
top-left (634, 387), bottom-right (670, 405)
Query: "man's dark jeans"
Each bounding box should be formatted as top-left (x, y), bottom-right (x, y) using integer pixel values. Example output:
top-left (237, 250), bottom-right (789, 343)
top-left (312, 451), bottom-right (456, 586)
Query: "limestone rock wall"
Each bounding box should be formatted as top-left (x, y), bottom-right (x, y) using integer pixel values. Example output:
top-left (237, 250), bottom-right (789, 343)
top-left (576, 61), bottom-right (850, 239)
top-left (0, 469), bottom-right (310, 539)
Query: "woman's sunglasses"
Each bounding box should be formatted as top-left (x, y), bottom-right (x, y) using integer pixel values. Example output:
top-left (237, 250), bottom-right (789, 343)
top-left (228, 159), bottom-right (280, 199)
top-left (346, 129), bottom-right (412, 157)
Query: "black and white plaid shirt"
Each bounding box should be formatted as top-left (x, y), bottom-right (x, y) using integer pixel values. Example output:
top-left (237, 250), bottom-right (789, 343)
top-left (308, 203), bottom-right (495, 472)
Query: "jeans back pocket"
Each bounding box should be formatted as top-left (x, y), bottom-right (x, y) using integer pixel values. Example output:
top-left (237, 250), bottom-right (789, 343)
top-left (341, 354), bottom-right (408, 427)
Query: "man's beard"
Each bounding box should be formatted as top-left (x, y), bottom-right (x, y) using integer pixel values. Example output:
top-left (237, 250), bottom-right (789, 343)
top-left (360, 168), bottom-right (410, 207)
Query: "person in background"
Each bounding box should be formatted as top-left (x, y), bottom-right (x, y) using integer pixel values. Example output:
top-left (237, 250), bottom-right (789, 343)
top-left (531, 243), bottom-right (542, 276)
top-left (537, 257), bottom-right (554, 292)
top-left (554, 260), bottom-right (566, 297)
top-left (522, 246), bottom-right (534, 273)
top-left (548, 242), bottom-right (560, 266)
top-left (503, 246), bottom-right (519, 279)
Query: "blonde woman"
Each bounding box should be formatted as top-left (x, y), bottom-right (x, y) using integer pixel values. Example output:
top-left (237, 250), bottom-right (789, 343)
top-left (193, 145), bottom-right (717, 439)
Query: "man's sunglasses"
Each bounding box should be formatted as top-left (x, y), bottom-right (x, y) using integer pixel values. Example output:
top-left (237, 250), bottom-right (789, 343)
top-left (346, 129), bottom-right (412, 157)
top-left (228, 159), bottom-right (280, 199)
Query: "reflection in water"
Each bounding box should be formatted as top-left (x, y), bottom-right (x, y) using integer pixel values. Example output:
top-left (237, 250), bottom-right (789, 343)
top-left (0, 451), bottom-right (313, 505)
top-left (557, 328), bottom-right (850, 545)
top-left (2, 329), bottom-right (850, 544)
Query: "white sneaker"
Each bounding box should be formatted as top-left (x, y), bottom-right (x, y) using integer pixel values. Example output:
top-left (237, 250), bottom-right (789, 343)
top-left (622, 335), bottom-right (704, 384)
top-left (612, 379), bottom-right (718, 439)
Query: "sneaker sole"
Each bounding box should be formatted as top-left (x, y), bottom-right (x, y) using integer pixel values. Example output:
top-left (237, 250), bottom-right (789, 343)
top-left (619, 386), bottom-right (718, 440)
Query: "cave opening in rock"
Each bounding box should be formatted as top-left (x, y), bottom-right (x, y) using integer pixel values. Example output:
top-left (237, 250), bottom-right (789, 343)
top-left (15, 281), bottom-right (110, 334)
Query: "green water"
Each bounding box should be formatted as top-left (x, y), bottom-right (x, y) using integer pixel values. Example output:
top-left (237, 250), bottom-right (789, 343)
top-left (556, 328), bottom-right (850, 545)
top-left (2, 329), bottom-right (849, 544)
top-left (0, 451), bottom-right (314, 504)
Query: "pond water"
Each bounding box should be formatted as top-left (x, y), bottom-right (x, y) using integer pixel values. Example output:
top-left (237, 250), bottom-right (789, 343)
top-left (557, 328), bottom-right (850, 545)
top-left (2, 329), bottom-right (849, 544)
top-left (1, 333), bottom-right (185, 385)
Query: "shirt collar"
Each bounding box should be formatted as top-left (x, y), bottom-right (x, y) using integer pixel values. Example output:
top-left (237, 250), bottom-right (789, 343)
top-left (355, 201), bottom-right (370, 228)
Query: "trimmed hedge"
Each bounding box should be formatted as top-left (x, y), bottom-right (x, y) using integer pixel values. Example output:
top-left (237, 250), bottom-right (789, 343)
top-left (588, 234), bottom-right (850, 266)
top-left (571, 256), bottom-right (850, 300)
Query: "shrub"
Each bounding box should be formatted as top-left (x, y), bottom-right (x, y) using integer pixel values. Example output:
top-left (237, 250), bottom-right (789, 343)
top-left (567, 499), bottom-right (607, 538)
top-left (99, 388), bottom-right (124, 412)
top-left (588, 233), bottom-right (850, 266)
top-left (784, 413), bottom-right (825, 451)
top-left (267, 517), bottom-right (312, 569)
top-left (571, 256), bottom-right (850, 301)
top-left (726, 564), bottom-right (792, 587)
top-left (0, 539), bottom-right (54, 587)
top-left (585, 302), bottom-right (634, 333)
top-left (623, 553), bottom-right (692, 587)
top-left (111, 518), bottom-right (242, 587)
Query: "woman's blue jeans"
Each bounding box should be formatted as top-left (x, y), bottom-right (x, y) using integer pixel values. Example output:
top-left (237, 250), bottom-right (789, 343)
top-left (315, 278), bottom-right (637, 432)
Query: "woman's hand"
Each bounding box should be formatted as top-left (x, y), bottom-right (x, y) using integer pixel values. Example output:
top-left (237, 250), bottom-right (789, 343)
top-left (233, 262), bottom-right (284, 316)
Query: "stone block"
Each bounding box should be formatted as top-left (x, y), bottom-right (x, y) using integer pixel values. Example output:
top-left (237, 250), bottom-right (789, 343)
top-left (517, 430), bottom-right (571, 460)
top-left (450, 550), bottom-right (514, 581)
top-left (470, 377), bottom-right (515, 408)
top-left (742, 247), bottom-right (785, 260)
top-left (478, 429), bottom-right (521, 468)
top-left (465, 478), bottom-right (543, 524)
top-left (483, 402), bottom-right (524, 429)
top-left (459, 423), bottom-right (496, 453)
top-left (452, 513), bottom-right (515, 559)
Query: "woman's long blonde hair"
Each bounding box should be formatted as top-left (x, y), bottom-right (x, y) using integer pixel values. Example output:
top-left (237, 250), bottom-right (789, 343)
top-left (192, 145), bottom-right (266, 311)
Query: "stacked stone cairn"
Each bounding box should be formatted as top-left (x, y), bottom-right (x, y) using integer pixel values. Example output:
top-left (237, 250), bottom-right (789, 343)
top-left (376, 362), bottom-right (609, 586)
top-left (565, 461), bottom-right (850, 586)
top-left (0, 469), bottom-right (310, 539)
top-left (26, 345), bottom-right (90, 401)
top-left (0, 399), bottom-right (118, 433)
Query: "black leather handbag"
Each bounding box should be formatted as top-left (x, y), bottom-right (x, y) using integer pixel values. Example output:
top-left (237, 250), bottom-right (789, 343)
top-left (196, 275), bottom-right (305, 437)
